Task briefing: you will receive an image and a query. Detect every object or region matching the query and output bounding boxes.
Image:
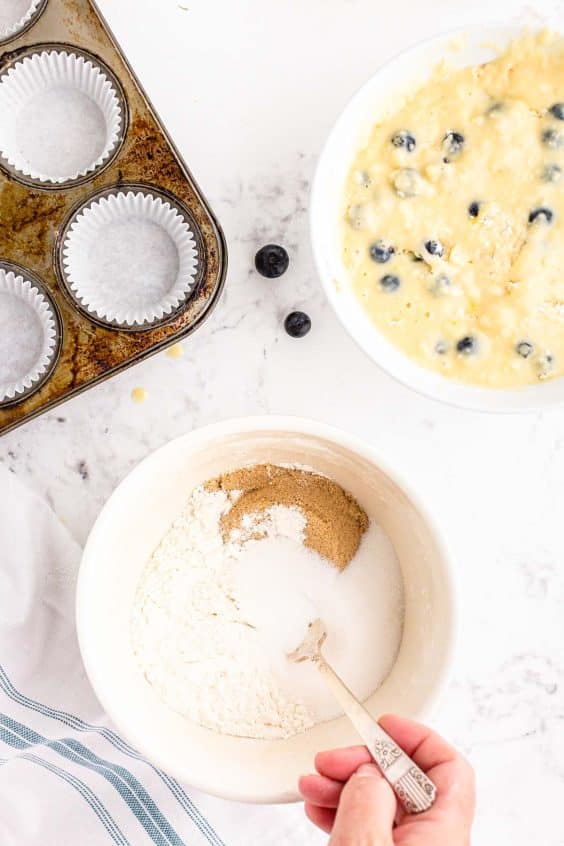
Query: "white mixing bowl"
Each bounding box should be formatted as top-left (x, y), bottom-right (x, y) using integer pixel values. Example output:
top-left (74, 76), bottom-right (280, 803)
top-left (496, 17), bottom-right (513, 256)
top-left (76, 417), bottom-right (456, 803)
top-left (311, 23), bottom-right (564, 413)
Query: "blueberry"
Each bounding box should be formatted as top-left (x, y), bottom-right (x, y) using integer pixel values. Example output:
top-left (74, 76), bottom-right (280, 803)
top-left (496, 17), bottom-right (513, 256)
top-left (424, 239), bottom-right (445, 258)
top-left (380, 274), bottom-right (401, 292)
top-left (430, 274), bottom-right (452, 295)
top-left (516, 341), bottom-right (534, 359)
top-left (542, 128), bottom-right (564, 150)
top-left (528, 207), bottom-right (554, 225)
top-left (549, 103), bottom-right (564, 121)
top-left (537, 353), bottom-right (555, 380)
top-left (255, 244), bottom-right (289, 278)
top-left (442, 131), bottom-right (465, 159)
top-left (435, 340), bottom-right (448, 355)
top-left (468, 201), bottom-right (481, 218)
top-left (369, 240), bottom-right (395, 264)
top-left (392, 168), bottom-right (420, 198)
top-left (456, 336), bottom-right (477, 355)
top-left (541, 163), bottom-right (562, 183)
top-left (284, 311), bottom-right (311, 338)
top-left (391, 130), bottom-right (416, 152)
top-left (355, 169), bottom-right (371, 187)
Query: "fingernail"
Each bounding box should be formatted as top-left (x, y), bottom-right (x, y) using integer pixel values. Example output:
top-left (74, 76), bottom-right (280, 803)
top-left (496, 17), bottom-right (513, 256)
top-left (356, 763), bottom-right (381, 778)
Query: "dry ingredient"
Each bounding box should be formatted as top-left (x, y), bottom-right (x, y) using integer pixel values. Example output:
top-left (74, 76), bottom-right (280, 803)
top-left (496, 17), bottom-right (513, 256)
top-left (208, 463), bottom-right (369, 569)
top-left (131, 465), bottom-right (404, 740)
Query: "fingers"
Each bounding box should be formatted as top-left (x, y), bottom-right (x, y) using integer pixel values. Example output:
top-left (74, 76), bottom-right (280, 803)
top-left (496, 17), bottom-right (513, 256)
top-left (315, 745), bottom-right (372, 781)
top-left (378, 714), bottom-right (458, 771)
top-left (329, 763), bottom-right (396, 846)
top-left (299, 774), bottom-right (343, 808)
top-left (378, 714), bottom-right (476, 823)
top-left (304, 802), bottom-right (335, 834)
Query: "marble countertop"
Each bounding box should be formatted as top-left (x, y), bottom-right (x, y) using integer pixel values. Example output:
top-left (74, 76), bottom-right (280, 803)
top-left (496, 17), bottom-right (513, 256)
top-left (2, 0), bottom-right (564, 842)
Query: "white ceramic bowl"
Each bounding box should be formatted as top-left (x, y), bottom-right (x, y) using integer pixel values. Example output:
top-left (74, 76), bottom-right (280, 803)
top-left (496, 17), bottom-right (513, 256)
top-left (76, 416), bottom-right (456, 803)
top-left (311, 23), bottom-right (564, 413)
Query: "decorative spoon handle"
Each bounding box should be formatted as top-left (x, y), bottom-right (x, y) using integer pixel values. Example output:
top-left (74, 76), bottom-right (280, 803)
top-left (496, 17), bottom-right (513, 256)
top-left (317, 657), bottom-right (436, 814)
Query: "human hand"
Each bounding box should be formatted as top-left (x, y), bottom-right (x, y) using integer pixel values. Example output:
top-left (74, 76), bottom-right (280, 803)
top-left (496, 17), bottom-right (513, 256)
top-left (299, 714), bottom-right (475, 845)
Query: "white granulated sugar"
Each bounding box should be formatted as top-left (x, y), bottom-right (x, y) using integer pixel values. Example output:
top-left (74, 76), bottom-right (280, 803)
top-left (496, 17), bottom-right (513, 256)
top-left (0, 0), bottom-right (33, 35)
top-left (0, 292), bottom-right (42, 383)
top-left (16, 87), bottom-right (106, 178)
top-left (85, 219), bottom-right (179, 310)
top-left (131, 485), bottom-right (404, 740)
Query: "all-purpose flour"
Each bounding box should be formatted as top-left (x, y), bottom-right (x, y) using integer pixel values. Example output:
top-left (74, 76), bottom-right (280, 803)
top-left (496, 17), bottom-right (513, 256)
top-left (131, 481), bottom-right (404, 740)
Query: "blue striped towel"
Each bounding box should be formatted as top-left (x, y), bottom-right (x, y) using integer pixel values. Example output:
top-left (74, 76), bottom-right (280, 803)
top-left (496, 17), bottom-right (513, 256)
top-left (0, 467), bottom-right (323, 845)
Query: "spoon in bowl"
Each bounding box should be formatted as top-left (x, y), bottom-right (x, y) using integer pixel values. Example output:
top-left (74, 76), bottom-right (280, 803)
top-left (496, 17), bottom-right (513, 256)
top-left (288, 618), bottom-right (437, 814)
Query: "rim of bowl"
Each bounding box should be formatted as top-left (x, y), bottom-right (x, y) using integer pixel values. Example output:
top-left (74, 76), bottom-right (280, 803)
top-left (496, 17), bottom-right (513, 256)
top-left (311, 22), bottom-right (564, 414)
top-left (76, 415), bottom-right (458, 803)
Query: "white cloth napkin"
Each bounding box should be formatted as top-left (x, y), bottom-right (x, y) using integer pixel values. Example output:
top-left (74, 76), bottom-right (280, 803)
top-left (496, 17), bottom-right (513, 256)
top-left (0, 467), bottom-right (324, 846)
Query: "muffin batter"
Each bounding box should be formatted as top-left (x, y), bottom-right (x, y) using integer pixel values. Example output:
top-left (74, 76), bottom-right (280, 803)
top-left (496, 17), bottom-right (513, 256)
top-left (343, 31), bottom-right (564, 387)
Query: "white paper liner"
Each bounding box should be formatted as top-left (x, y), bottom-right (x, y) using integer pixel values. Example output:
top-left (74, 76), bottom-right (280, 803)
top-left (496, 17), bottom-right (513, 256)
top-left (62, 190), bottom-right (199, 327)
top-left (0, 270), bottom-right (58, 402)
top-left (0, 49), bottom-right (123, 184)
top-left (0, 0), bottom-right (42, 40)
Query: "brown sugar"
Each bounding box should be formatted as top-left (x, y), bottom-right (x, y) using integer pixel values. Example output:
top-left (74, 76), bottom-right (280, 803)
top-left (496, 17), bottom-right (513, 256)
top-left (207, 464), bottom-right (369, 570)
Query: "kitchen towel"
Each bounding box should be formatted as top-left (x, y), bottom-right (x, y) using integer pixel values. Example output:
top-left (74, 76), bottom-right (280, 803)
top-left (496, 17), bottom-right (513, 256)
top-left (0, 466), bottom-right (324, 846)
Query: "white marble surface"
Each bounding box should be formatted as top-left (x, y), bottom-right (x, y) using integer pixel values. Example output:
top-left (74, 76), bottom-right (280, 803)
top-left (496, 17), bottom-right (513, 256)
top-left (2, 0), bottom-right (564, 842)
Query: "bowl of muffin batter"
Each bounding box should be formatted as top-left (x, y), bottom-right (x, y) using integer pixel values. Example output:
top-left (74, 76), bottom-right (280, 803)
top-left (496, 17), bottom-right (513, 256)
top-left (76, 417), bottom-right (456, 803)
top-left (311, 25), bottom-right (564, 411)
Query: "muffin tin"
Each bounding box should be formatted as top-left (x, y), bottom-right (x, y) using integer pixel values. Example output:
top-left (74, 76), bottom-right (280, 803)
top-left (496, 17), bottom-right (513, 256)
top-left (0, 0), bottom-right (227, 435)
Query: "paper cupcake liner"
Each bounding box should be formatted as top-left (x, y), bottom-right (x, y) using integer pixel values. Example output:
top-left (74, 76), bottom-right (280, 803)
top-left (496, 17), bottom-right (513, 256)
top-left (0, 49), bottom-right (124, 184)
top-left (0, 269), bottom-right (58, 403)
top-left (0, 0), bottom-right (43, 41)
top-left (62, 190), bottom-right (199, 328)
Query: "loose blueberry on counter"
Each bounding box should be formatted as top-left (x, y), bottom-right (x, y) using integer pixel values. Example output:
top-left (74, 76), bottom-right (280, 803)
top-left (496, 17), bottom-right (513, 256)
top-left (528, 207), bottom-right (554, 225)
top-left (516, 341), bottom-right (534, 359)
top-left (468, 201), bottom-right (482, 218)
top-left (392, 168), bottom-right (420, 198)
top-left (255, 244), bottom-right (290, 278)
top-left (435, 340), bottom-right (448, 355)
top-left (380, 274), bottom-right (401, 292)
top-left (456, 335), bottom-right (477, 355)
top-left (424, 239), bottom-right (445, 258)
top-left (442, 131), bottom-right (465, 159)
top-left (542, 163), bottom-right (562, 183)
top-left (391, 130), bottom-right (416, 152)
top-left (542, 128), bottom-right (564, 150)
top-left (549, 103), bottom-right (564, 121)
top-left (284, 311), bottom-right (311, 338)
top-left (369, 240), bottom-right (395, 263)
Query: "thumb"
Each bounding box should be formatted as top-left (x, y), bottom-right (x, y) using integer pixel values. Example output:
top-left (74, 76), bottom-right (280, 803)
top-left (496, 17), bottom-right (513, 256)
top-left (329, 763), bottom-right (396, 846)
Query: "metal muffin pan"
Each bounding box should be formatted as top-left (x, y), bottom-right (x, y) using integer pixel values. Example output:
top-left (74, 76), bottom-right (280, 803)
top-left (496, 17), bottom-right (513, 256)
top-left (0, 41), bottom-right (129, 188)
top-left (55, 182), bottom-right (206, 332)
top-left (0, 258), bottom-right (63, 405)
top-left (0, 0), bottom-right (227, 435)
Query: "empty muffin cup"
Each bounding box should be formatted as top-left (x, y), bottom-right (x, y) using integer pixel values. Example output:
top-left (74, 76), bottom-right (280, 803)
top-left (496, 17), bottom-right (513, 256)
top-left (0, 0), bottom-right (44, 42)
top-left (0, 269), bottom-right (59, 404)
top-left (0, 48), bottom-right (125, 185)
top-left (61, 189), bottom-right (199, 328)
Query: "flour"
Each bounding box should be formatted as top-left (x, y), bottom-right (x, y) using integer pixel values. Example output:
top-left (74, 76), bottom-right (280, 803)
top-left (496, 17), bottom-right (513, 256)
top-left (131, 478), bottom-right (404, 740)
